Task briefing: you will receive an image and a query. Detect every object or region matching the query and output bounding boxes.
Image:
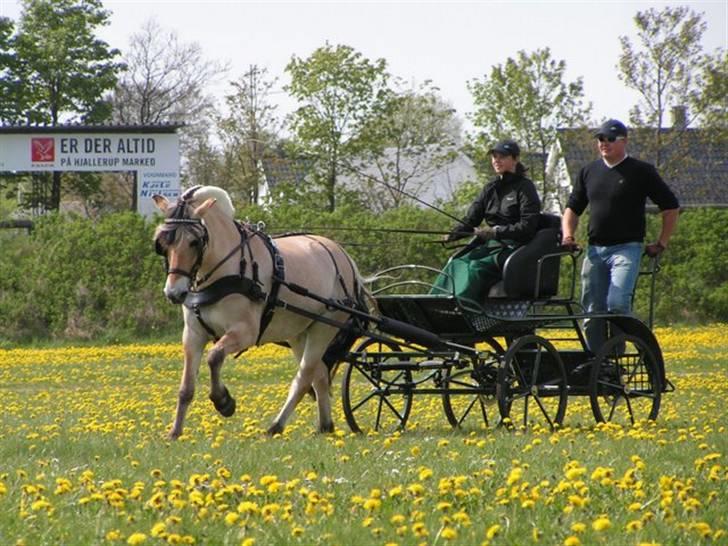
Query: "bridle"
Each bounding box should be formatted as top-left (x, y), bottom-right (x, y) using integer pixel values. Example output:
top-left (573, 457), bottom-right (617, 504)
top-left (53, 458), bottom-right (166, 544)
top-left (155, 188), bottom-right (250, 290)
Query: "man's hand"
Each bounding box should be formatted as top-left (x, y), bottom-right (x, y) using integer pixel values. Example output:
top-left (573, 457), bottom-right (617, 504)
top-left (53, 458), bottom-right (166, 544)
top-left (645, 241), bottom-right (665, 258)
top-left (474, 225), bottom-right (497, 241)
top-left (561, 235), bottom-right (580, 251)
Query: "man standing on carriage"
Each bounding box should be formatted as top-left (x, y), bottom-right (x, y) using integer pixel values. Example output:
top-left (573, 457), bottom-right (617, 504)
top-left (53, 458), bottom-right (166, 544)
top-left (431, 139), bottom-right (542, 304)
top-left (561, 119), bottom-right (680, 354)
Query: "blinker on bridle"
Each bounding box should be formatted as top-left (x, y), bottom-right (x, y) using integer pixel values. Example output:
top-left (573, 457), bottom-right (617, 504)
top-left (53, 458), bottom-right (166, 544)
top-left (155, 190), bottom-right (209, 282)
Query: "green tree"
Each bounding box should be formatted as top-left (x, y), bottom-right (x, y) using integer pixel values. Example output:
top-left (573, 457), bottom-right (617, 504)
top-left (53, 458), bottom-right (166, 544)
top-left (469, 48), bottom-right (591, 210)
top-left (619, 6), bottom-right (707, 133)
top-left (285, 43), bottom-right (390, 212)
top-left (349, 80), bottom-right (464, 212)
top-left (109, 18), bottom-right (227, 207)
top-left (217, 65), bottom-right (281, 206)
top-left (0, 16), bottom-right (21, 123)
top-left (9, 0), bottom-right (123, 210)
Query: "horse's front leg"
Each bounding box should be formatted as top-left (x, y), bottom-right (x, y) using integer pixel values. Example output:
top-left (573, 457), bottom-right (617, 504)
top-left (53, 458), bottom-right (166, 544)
top-left (208, 327), bottom-right (254, 418)
top-left (168, 328), bottom-right (205, 440)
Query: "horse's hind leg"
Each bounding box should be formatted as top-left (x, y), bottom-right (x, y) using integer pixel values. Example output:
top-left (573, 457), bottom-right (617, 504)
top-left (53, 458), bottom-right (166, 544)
top-left (268, 329), bottom-right (336, 435)
top-left (311, 361), bottom-right (334, 433)
top-left (267, 339), bottom-right (308, 435)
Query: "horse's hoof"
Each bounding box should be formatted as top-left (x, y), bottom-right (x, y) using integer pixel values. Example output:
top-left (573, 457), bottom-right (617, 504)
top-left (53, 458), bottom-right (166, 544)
top-left (211, 387), bottom-right (236, 418)
top-left (319, 422), bottom-right (335, 434)
top-left (167, 429), bottom-right (181, 441)
top-left (267, 422), bottom-right (284, 436)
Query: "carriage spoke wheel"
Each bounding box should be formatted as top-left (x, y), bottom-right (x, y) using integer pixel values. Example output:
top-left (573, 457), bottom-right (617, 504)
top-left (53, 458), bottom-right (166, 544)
top-left (442, 338), bottom-right (503, 430)
top-left (342, 338), bottom-right (413, 433)
top-left (496, 335), bottom-right (567, 431)
top-left (589, 334), bottom-right (661, 425)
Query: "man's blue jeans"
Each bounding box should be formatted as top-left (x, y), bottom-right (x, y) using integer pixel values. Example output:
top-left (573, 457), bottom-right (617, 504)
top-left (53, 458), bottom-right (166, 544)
top-left (581, 242), bottom-right (643, 353)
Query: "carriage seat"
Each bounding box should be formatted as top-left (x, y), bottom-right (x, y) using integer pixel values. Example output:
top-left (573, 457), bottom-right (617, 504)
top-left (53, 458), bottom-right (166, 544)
top-left (487, 214), bottom-right (563, 299)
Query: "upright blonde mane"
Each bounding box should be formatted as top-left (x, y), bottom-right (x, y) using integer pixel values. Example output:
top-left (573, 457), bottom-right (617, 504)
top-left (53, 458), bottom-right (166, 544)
top-left (190, 186), bottom-right (235, 218)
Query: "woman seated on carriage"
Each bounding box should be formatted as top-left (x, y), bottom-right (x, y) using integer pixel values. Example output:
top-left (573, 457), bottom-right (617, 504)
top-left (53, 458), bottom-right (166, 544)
top-left (430, 139), bottom-right (542, 304)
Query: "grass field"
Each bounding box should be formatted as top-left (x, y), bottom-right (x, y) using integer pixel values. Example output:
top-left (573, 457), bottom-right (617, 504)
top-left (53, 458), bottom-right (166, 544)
top-left (0, 325), bottom-right (726, 546)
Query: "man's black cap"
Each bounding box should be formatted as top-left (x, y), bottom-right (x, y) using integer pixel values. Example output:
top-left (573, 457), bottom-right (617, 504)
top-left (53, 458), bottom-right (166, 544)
top-left (489, 139), bottom-right (520, 157)
top-left (594, 119), bottom-right (628, 138)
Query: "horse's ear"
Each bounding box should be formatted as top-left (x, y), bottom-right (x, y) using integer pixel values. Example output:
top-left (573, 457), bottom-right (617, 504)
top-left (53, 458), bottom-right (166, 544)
top-left (152, 194), bottom-right (170, 212)
top-left (193, 198), bottom-right (217, 217)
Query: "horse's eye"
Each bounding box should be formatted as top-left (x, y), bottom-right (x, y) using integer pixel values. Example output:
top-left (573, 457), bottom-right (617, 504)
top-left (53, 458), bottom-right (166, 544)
top-left (189, 239), bottom-right (200, 248)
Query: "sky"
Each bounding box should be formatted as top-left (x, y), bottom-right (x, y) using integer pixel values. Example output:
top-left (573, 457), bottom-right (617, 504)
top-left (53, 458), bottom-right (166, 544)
top-left (0, 0), bottom-right (726, 134)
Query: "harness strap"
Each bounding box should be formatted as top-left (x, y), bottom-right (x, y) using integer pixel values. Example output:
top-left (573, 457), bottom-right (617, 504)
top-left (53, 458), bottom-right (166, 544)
top-left (303, 235), bottom-right (352, 301)
top-left (254, 231), bottom-right (285, 345)
top-left (192, 305), bottom-right (221, 342)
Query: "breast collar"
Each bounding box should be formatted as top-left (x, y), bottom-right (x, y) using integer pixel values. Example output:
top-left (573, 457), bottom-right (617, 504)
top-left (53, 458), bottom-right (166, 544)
top-left (182, 222), bottom-right (285, 345)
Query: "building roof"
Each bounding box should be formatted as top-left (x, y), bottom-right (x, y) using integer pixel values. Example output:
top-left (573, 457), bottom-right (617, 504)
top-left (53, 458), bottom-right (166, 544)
top-left (554, 127), bottom-right (728, 208)
top-left (0, 122), bottom-right (185, 134)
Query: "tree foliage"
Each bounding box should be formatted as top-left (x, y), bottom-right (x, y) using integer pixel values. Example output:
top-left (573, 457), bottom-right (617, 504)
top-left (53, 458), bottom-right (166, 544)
top-left (11, 0), bottom-right (122, 125)
top-left (469, 48), bottom-right (591, 210)
top-left (217, 65), bottom-right (281, 205)
top-left (617, 6), bottom-right (728, 189)
top-left (349, 80), bottom-right (465, 212)
top-left (618, 6), bottom-right (707, 131)
top-left (1, 0), bottom-right (123, 211)
top-left (286, 43), bottom-right (390, 212)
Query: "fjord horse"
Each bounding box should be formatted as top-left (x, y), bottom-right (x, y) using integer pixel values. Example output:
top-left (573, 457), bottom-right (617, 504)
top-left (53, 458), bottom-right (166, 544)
top-left (153, 186), bottom-right (370, 439)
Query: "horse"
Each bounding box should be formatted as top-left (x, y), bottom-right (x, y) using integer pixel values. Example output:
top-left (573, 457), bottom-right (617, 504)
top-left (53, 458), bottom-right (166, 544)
top-left (152, 185), bottom-right (372, 439)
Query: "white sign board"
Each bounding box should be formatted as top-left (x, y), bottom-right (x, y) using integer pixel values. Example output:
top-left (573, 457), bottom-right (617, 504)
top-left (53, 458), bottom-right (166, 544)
top-left (0, 132), bottom-right (180, 216)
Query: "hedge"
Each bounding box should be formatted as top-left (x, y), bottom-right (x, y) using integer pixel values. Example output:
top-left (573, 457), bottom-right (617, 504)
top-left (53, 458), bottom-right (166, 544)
top-left (0, 207), bottom-right (725, 343)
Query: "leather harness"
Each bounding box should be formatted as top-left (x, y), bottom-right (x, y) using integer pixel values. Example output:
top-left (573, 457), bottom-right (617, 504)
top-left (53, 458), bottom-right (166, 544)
top-left (182, 222), bottom-right (285, 345)
top-left (156, 190), bottom-right (362, 351)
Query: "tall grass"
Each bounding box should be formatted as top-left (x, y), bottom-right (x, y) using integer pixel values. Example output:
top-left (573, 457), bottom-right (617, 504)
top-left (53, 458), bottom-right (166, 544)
top-left (0, 326), bottom-right (726, 545)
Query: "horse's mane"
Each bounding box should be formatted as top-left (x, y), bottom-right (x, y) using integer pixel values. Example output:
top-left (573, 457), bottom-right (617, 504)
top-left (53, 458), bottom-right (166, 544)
top-left (189, 186), bottom-right (235, 219)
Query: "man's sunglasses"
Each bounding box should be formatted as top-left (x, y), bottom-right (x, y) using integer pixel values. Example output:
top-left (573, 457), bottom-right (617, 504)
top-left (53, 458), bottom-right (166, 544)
top-left (596, 135), bottom-right (626, 143)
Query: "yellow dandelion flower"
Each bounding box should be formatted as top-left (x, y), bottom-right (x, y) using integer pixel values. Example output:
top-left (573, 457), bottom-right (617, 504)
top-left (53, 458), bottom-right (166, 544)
top-left (224, 513), bottom-right (239, 526)
top-left (106, 530), bottom-right (123, 541)
top-left (570, 522), bottom-right (586, 534)
top-left (441, 527), bottom-right (458, 540)
top-left (240, 539), bottom-right (255, 546)
top-left (564, 537), bottom-right (581, 546)
top-left (592, 516), bottom-right (612, 531)
top-left (507, 467), bottom-right (523, 486)
top-left (408, 483), bottom-right (425, 496)
top-left (412, 522), bottom-right (429, 537)
top-left (363, 498), bottom-right (381, 511)
top-left (626, 520), bottom-right (643, 532)
top-left (390, 514), bottom-right (406, 525)
top-left (126, 533), bottom-right (147, 545)
top-left (486, 524), bottom-right (501, 539)
top-left (388, 485), bottom-right (403, 498)
top-left (418, 467), bottom-right (433, 480)
top-left (150, 523), bottom-right (166, 537)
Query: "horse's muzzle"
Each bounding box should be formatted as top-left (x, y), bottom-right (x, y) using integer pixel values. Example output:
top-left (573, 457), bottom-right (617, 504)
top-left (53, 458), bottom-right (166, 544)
top-left (164, 287), bottom-right (188, 304)
top-left (165, 277), bottom-right (191, 304)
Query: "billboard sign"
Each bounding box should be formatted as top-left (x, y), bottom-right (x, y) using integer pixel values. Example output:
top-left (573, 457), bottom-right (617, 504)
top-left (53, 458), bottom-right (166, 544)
top-left (0, 132), bottom-right (180, 216)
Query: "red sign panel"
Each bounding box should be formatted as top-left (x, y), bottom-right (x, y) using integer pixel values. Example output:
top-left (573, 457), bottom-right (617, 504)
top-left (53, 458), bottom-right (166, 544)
top-left (31, 137), bottom-right (55, 162)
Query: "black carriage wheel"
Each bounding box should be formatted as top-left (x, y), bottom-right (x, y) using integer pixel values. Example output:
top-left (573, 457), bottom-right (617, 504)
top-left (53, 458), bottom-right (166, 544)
top-left (589, 334), bottom-right (661, 424)
top-left (341, 338), bottom-right (413, 433)
top-left (496, 335), bottom-right (568, 430)
top-left (441, 338), bottom-right (503, 429)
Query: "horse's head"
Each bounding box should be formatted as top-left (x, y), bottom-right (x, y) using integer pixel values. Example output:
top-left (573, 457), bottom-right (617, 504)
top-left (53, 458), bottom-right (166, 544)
top-left (153, 190), bottom-right (218, 303)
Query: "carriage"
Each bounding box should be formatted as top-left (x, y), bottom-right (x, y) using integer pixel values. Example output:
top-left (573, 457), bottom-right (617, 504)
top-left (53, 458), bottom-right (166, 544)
top-left (338, 214), bottom-right (671, 433)
top-left (153, 186), bottom-right (671, 438)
